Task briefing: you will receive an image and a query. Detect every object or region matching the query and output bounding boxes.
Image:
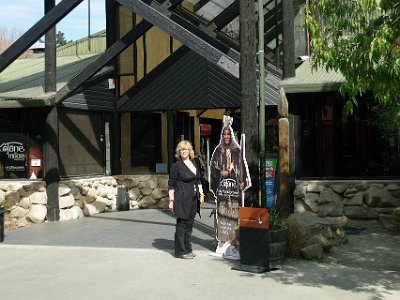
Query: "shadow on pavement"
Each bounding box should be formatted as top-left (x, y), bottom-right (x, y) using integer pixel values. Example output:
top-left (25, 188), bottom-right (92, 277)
top-left (2, 204), bottom-right (399, 300)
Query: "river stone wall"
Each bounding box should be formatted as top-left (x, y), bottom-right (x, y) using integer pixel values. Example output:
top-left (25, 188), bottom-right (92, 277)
top-left (1, 175), bottom-right (169, 229)
top-left (3, 178), bottom-right (400, 232)
top-left (0, 181), bottom-right (47, 229)
top-left (294, 180), bottom-right (400, 232)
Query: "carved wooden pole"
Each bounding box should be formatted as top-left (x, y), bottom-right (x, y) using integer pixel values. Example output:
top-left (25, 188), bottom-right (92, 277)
top-left (278, 88), bottom-right (290, 217)
top-left (280, 0), bottom-right (295, 215)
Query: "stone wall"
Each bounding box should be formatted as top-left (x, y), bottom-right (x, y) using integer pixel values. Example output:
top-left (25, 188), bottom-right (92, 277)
top-left (1, 175), bottom-right (170, 229)
top-left (3, 177), bottom-right (400, 232)
top-left (0, 181), bottom-right (47, 228)
top-left (294, 180), bottom-right (400, 232)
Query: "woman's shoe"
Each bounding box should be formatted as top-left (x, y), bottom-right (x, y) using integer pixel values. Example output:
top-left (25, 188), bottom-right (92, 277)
top-left (187, 252), bottom-right (196, 258)
top-left (175, 254), bottom-right (193, 259)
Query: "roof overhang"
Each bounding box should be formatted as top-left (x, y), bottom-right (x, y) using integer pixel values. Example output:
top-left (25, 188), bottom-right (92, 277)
top-left (117, 47), bottom-right (281, 111)
top-left (280, 60), bottom-right (345, 94)
top-left (0, 97), bottom-right (52, 108)
top-left (0, 54), bottom-right (113, 108)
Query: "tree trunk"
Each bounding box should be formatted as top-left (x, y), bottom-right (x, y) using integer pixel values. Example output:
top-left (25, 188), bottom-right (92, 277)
top-left (240, 0), bottom-right (259, 206)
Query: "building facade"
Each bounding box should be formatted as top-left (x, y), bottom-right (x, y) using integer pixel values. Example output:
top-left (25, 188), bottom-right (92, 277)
top-left (1, 1), bottom-right (399, 229)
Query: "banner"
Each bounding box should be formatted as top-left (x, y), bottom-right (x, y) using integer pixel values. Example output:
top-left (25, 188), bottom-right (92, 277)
top-left (265, 157), bottom-right (277, 208)
top-left (0, 133), bottom-right (27, 179)
top-left (209, 116), bottom-right (251, 257)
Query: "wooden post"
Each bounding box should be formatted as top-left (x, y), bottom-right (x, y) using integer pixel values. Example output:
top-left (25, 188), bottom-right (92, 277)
top-left (278, 88), bottom-right (290, 217)
top-left (45, 106), bottom-right (60, 221)
top-left (282, 0), bottom-right (295, 78)
top-left (240, 0), bottom-right (259, 206)
top-left (44, 0), bottom-right (59, 221)
top-left (167, 110), bottom-right (174, 172)
top-left (44, 0), bottom-right (56, 93)
top-left (281, 0), bottom-right (296, 214)
top-left (111, 112), bottom-right (121, 174)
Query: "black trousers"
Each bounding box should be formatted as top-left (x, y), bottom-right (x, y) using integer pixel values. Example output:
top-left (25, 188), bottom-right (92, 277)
top-left (175, 195), bottom-right (197, 256)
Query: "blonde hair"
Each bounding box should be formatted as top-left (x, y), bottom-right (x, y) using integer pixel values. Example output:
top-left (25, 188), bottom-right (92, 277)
top-left (175, 140), bottom-right (195, 160)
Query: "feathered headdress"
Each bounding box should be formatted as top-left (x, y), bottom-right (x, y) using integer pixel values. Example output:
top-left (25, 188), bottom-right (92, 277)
top-left (223, 115), bottom-right (233, 127)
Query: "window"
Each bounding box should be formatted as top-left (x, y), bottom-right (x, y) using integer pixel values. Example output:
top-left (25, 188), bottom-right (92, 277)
top-left (292, 94), bottom-right (400, 178)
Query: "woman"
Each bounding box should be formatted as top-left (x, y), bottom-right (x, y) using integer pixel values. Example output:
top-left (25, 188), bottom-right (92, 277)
top-left (168, 140), bottom-right (205, 259)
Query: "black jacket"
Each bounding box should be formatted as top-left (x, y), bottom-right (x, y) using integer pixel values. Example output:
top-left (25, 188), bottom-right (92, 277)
top-left (168, 160), bottom-right (202, 219)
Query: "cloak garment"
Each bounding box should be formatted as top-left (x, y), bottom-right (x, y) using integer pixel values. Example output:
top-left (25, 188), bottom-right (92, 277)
top-left (168, 160), bottom-right (202, 219)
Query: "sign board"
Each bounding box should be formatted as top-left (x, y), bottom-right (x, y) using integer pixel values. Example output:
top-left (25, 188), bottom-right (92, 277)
top-left (0, 133), bottom-right (27, 179)
top-left (265, 157), bottom-right (277, 208)
top-left (31, 159), bottom-right (41, 167)
top-left (155, 163), bottom-right (168, 174)
top-left (239, 207), bottom-right (269, 229)
top-left (200, 124), bottom-right (212, 136)
top-left (209, 116), bottom-right (251, 244)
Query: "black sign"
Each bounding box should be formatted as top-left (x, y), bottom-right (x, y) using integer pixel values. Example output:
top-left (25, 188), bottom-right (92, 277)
top-left (0, 133), bottom-right (27, 179)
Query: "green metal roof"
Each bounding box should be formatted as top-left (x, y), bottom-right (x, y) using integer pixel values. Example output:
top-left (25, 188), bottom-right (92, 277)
top-left (0, 54), bottom-right (106, 107)
top-left (0, 54), bottom-right (99, 108)
top-left (0, 31), bottom-right (114, 111)
top-left (280, 60), bottom-right (345, 93)
top-left (118, 46), bottom-right (281, 111)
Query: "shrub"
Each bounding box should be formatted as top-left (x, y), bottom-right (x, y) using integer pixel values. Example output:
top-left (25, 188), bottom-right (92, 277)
top-left (268, 207), bottom-right (282, 230)
top-left (282, 218), bottom-right (306, 258)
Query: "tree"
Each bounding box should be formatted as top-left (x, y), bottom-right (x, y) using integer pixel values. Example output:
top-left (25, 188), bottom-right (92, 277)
top-left (306, 0), bottom-right (400, 135)
top-left (0, 26), bottom-right (31, 58)
top-left (240, 0), bottom-right (259, 206)
top-left (56, 31), bottom-right (71, 47)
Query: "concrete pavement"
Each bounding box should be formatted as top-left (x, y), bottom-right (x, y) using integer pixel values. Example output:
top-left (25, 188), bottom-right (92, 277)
top-left (1, 202), bottom-right (399, 300)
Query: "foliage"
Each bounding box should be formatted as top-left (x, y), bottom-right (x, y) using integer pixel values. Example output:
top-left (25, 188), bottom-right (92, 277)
top-left (371, 101), bottom-right (400, 136)
top-left (268, 208), bottom-right (306, 258)
top-left (306, 0), bottom-right (400, 135)
top-left (56, 31), bottom-right (71, 47)
top-left (268, 207), bottom-right (282, 230)
top-left (282, 218), bottom-right (306, 258)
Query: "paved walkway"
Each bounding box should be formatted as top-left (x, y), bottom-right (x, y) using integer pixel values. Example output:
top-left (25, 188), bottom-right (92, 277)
top-left (1, 202), bottom-right (399, 300)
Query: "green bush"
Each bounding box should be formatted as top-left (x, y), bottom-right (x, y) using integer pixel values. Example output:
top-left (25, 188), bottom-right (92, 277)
top-left (268, 207), bottom-right (281, 230)
top-left (282, 218), bottom-right (306, 258)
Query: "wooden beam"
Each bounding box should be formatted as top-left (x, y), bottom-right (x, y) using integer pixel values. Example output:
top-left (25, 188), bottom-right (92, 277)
top-left (211, 0), bottom-right (239, 31)
top-left (0, 0), bottom-right (84, 73)
top-left (55, 21), bottom-right (152, 104)
top-left (45, 106), bottom-right (60, 221)
top-left (55, 0), bottom-right (184, 104)
top-left (44, 0), bottom-right (57, 93)
top-left (116, 0), bottom-right (240, 78)
top-left (282, 0), bottom-right (295, 78)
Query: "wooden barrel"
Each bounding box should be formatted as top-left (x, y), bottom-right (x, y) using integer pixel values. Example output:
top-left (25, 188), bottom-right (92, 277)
top-left (269, 226), bottom-right (288, 262)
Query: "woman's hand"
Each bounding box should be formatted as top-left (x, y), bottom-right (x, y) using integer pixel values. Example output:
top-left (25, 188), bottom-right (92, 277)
top-left (221, 170), bottom-right (229, 178)
top-left (168, 189), bottom-right (175, 211)
top-left (239, 181), bottom-right (245, 191)
top-left (199, 194), bottom-right (205, 204)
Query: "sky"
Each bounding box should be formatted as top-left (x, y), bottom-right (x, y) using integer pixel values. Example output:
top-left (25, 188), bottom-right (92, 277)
top-left (0, 0), bottom-right (106, 42)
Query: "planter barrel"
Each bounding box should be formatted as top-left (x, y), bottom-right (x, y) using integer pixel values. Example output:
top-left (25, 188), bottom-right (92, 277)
top-left (269, 226), bottom-right (288, 262)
